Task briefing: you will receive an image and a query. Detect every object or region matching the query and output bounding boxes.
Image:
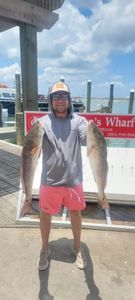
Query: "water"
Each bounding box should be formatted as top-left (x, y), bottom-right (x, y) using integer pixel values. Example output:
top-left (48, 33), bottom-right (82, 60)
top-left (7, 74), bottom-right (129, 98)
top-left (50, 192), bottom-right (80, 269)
top-left (82, 97), bottom-right (135, 114)
top-left (106, 138), bottom-right (135, 148)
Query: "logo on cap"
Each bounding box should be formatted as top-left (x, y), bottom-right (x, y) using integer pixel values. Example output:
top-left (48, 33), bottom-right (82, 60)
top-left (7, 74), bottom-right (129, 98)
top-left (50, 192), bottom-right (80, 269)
top-left (50, 81), bottom-right (70, 94)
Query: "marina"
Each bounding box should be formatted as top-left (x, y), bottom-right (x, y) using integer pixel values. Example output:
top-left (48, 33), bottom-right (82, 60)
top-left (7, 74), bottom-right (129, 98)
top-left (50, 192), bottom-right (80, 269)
top-left (0, 85), bottom-right (85, 119)
top-left (0, 95), bottom-right (135, 117)
top-left (0, 81), bottom-right (135, 126)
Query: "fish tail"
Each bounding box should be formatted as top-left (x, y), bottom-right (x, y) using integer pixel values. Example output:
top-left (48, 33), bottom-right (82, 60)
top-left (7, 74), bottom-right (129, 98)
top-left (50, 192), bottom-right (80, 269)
top-left (98, 194), bottom-right (109, 210)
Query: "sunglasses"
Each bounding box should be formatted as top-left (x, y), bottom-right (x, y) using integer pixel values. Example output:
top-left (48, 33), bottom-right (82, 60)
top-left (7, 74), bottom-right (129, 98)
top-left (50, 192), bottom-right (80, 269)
top-left (52, 93), bottom-right (69, 101)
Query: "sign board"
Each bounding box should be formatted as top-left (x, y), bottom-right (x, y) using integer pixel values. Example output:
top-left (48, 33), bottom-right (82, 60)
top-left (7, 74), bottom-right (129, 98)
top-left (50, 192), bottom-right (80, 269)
top-left (24, 111), bottom-right (135, 138)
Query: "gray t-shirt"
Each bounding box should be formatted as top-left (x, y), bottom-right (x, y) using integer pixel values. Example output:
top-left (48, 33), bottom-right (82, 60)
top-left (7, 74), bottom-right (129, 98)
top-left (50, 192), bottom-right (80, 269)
top-left (39, 113), bottom-right (87, 187)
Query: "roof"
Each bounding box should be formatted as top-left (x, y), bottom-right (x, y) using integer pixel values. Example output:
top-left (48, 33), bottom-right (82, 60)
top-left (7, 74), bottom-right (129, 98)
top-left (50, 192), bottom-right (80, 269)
top-left (0, 0), bottom-right (65, 32)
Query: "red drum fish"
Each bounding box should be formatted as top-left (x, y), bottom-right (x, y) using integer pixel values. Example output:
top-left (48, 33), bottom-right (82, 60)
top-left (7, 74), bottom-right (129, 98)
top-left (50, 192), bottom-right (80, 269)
top-left (20, 121), bottom-right (44, 216)
top-left (87, 121), bottom-right (109, 209)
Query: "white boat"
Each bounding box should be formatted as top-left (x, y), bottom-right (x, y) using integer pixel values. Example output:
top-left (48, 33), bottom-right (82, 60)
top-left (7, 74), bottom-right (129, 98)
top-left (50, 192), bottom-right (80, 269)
top-left (0, 85), bottom-right (16, 116)
top-left (0, 84), bottom-right (16, 101)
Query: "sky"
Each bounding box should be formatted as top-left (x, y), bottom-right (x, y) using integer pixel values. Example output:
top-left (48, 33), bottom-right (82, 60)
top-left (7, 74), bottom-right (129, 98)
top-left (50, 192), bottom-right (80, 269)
top-left (0, 0), bottom-right (135, 98)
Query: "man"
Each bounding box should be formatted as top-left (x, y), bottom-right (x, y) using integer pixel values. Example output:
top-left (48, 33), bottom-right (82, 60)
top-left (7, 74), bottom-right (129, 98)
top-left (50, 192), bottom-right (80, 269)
top-left (21, 81), bottom-right (88, 270)
top-left (37, 81), bottom-right (88, 271)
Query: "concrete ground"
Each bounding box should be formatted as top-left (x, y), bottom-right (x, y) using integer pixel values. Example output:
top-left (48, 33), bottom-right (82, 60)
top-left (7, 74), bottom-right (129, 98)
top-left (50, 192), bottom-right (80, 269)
top-left (0, 227), bottom-right (135, 300)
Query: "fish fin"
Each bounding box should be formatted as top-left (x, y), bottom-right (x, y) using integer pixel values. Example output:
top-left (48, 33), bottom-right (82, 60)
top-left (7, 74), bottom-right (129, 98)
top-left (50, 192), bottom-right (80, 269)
top-left (30, 145), bottom-right (41, 155)
top-left (104, 164), bottom-right (109, 188)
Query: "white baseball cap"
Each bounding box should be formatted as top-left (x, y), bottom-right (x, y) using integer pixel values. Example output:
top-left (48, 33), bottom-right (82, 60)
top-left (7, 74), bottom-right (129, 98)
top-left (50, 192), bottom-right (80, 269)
top-left (49, 81), bottom-right (70, 95)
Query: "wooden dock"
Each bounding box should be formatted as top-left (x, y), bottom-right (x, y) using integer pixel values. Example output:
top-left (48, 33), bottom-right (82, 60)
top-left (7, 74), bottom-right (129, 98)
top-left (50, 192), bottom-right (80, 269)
top-left (0, 126), bottom-right (16, 141)
top-left (0, 138), bottom-right (22, 226)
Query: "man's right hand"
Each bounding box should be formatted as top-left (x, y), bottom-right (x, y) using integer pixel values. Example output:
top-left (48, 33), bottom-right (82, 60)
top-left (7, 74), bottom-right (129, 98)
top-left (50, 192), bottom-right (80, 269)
top-left (20, 199), bottom-right (32, 217)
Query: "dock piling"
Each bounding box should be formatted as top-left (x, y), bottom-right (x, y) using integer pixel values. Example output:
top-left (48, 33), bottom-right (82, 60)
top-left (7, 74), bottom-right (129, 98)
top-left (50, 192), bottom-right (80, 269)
top-left (128, 89), bottom-right (134, 114)
top-left (87, 80), bottom-right (91, 112)
top-left (0, 103), bottom-right (2, 127)
top-left (16, 112), bottom-right (24, 146)
top-left (15, 73), bottom-right (22, 113)
top-left (108, 82), bottom-right (114, 113)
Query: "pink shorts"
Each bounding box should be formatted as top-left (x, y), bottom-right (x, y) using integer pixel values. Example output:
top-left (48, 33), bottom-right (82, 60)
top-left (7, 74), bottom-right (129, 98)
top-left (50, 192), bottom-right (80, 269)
top-left (39, 183), bottom-right (86, 215)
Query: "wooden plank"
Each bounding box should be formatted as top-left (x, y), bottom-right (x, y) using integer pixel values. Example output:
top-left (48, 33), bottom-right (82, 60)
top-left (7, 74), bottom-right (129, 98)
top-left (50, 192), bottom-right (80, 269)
top-left (45, 0), bottom-right (65, 11)
top-left (105, 208), bottom-right (112, 225)
top-left (20, 23), bottom-right (38, 111)
top-left (0, 18), bottom-right (16, 32)
top-left (0, 0), bottom-right (59, 29)
top-left (32, 0), bottom-right (64, 11)
top-left (16, 217), bottom-right (135, 233)
top-left (16, 196), bottom-right (135, 232)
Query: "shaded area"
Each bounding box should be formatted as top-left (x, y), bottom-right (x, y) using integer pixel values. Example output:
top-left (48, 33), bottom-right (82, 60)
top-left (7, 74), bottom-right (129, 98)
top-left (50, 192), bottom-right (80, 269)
top-left (83, 203), bottom-right (135, 226)
top-left (20, 199), bottom-right (135, 227)
top-left (0, 131), bottom-right (16, 141)
top-left (0, 149), bottom-right (20, 197)
top-left (82, 203), bottom-right (106, 224)
top-left (0, 195), bottom-right (18, 225)
top-left (110, 204), bottom-right (135, 225)
top-left (38, 238), bottom-right (102, 300)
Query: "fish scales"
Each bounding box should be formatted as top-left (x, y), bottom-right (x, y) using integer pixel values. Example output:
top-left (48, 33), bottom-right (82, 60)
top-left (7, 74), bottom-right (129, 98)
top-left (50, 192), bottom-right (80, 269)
top-left (21, 121), bottom-right (44, 201)
top-left (87, 121), bottom-right (109, 209)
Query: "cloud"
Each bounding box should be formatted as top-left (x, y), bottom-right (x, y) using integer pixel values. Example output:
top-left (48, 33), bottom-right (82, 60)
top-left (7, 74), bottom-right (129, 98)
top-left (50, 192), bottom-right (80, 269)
top-left (99, 79), bottom-right (123, 88)
top-left (0, 27), bottom-right (19, 58)
top-left (89, 0), bottom-right (135, 53)
top-left (0, 63), bottom-right (21, 85)
top-left (37, 0), bottom-right (135, 88)
top-left (37, 1), bottom-right (109, 83)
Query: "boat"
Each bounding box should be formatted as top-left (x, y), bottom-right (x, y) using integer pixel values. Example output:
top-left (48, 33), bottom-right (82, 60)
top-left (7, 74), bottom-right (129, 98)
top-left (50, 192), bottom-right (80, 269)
top-left (0, 85), bottom-right (85, 116)
top-left (0, 84), bottom-right (16, 115)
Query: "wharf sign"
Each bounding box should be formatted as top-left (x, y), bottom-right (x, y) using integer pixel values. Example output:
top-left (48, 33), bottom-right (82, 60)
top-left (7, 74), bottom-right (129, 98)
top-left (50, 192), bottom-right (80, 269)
top-left (24, 111), bottom-right (135, 139)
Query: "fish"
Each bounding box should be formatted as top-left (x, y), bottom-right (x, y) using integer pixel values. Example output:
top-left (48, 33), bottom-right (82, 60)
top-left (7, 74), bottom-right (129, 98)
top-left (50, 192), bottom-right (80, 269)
top-left (20, 121), bottom-right (44, 216)
top-left (87, 121), bottom-right (109, 209)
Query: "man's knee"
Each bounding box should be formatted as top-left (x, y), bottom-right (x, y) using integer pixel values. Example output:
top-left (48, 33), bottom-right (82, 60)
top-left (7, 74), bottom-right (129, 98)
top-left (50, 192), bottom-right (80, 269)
top-left (69, 210), bottom-right (81, 217)
top-left (40, 210), bottom-right (52, 218)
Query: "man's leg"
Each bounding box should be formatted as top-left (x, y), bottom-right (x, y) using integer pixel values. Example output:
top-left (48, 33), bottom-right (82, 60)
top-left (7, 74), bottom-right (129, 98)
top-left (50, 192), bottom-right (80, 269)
top-left (69, 210), bottom-right (87, 269)
top-left (69, 210), bottom-right (82, 252)
top-left (38, 210), bottom-right (52, 270)
top-left (40, 210), bottom-right (52, 250)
